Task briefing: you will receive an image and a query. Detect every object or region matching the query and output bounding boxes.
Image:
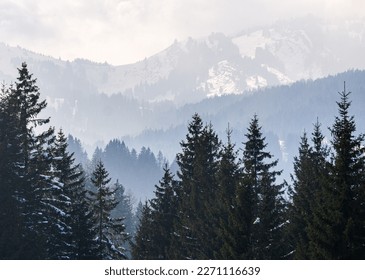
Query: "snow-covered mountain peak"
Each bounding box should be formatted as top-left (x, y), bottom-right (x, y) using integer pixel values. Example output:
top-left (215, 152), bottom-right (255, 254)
top-left (1, 17), bottom-right (365, 105)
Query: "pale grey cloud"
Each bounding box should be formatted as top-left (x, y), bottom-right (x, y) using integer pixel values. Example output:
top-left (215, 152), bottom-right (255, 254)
top-left (0, 0), bottom-right (363, 65)
top-left (0, 1), bottom-right (54, 39)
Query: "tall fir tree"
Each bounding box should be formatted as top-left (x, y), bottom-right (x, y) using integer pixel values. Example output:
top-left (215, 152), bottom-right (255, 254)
top-left (236, 114), bottom-right (286, 259)
top-left (131, 201), bottom-right (154, 259)
top-left (215, 127), bottom-right (241, 259)
top-left (149, 166), bottom-right (178, 259)
top-left (1, 63), bottom-right (68, 259)
top-left (288, 121), bottom-right (330, 259)
top-left (173, 113), bottom-right (204, 259)
top-left (288, 132), bottom-right (312, 259)
top-left (330, 84), bottom-right (365, 259)
top-left (174, 114), bottom-right (221, 259)
top-left (132, 167), bottom-right (178, 260)
top-left (53, 129), bottom-right (97, 259)
top-left (37, 131), bottom-right (71, 260)
top-left (308, 84), bottom-right (365, 259)
top-left (0, 83), bottom-right (24, 259)
top-left (90, 160), bottom-right (128, 259)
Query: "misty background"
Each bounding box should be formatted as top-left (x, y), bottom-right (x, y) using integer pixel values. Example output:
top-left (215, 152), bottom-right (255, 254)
top-left (1, 0), bottom-right (364, 64)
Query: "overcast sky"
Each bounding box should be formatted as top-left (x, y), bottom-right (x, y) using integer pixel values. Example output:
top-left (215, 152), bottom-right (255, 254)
top-left (0, 0), bottom-right (364, 65)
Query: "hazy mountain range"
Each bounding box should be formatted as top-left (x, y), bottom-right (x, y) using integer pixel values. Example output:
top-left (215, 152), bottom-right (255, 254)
top-left (1, 16), bottom-right (365, 165)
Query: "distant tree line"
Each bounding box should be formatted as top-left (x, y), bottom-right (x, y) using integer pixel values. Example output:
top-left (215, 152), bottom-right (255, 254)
top-left (1, 63), bottom-right (365, 260)
top-left (66, 133), bottom-right (167, 202)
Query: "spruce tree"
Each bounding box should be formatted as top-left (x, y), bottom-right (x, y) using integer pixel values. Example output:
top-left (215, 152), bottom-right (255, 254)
top-left (90, 160), bottom-right (128, 259)
top-left (288, 121), bottom-right (330, 259)
top-left (237, 114), bottom-right (286, 259)
top-left (198, 123), bottom-right (221, 258)
top-left (174, 114), bottom-right (221, 259)
top-left (53, 129), bottom-right (97, 259)
top-left (132, 168), bottom-right (178, 260)
top-left (308, 84), bottom-right (365, 259)
top-left (2, 63), bottom-right (67, 259)
top-left (37, 131), bottom-right (71, 260)
top-left (330, 84), bottom-right (365, 258)
top-left (132, 202), bottom-right (154, 259)
top-left (149, 166), bottom-right (178, 259)
top-left (288, 132), bottom-right (312, 258)
top-left (0, 84), bottom-right (24, 259)
top-left (173, 113), bottom-right (204, 259)
top-left (0, 64), bottom-right (72, 259)
top-left (216, 127), bottom-right (241, 259)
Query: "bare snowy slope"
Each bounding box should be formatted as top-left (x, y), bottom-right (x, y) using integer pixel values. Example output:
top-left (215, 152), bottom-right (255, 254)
top-left (232, 17), bottom-right (365, 82)
top-left (90, 17), bottom-right (365, 100)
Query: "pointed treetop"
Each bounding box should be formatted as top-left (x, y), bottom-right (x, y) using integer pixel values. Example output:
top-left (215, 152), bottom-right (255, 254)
top-left (337, 81), bottom-right (352, 117)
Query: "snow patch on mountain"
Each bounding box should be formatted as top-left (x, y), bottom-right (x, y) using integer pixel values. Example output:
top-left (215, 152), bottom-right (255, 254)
top-left (263, 65), bottom-right (292, 85)
top-left (199, 60), bottom-right (242, 97)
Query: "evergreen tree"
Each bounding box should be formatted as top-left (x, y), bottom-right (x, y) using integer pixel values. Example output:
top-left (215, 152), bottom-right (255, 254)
top-left (288, 133), bottom-right (313, 259)
top-left (173, 113), bottom-right (204, 259)
top-left (0, 83), bottom-right (24, 259)
top-left (236, 114), bottom-right (286, 259)
top-left (132, 168), bottom-right (178, 260)
top-left (174, 114), bottom-right (221, 259)
top-left (0, 65), bottom-right (72, 259)
top-left (253, 165), bottom-right (286, 259)
top-left (288, 122), bottom-right (330, 259)
top-left (198, 123), bottom-right (222, 257)
top-left (39, 131), bottom-right (71, 260)
top-left (216, 127), bottom-right (241, 259)
top-left (308, 84), bottom-right (365, 259)
top-left (131, 202), bottom-right (154, 259)
top-left (1, 63), bottom-right (67, 259)
top-left (330, 85), bottom-right (365, 259)
top-left (149, 166), bottom-right (178, 259)
top-left (90, 161), bottom-right (128, 259)
top-left (53, 129), bottom-right (97, 259)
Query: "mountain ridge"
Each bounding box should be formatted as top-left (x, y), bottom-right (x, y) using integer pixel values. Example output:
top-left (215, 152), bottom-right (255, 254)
top-left (1, 16), bottom-right (365, 159)
top-left (1, 17), bottom-right (365, 104)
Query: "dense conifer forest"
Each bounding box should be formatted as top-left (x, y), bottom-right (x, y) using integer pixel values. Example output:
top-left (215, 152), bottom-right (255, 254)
top-left (1, 63), bottom-right (365, 259)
